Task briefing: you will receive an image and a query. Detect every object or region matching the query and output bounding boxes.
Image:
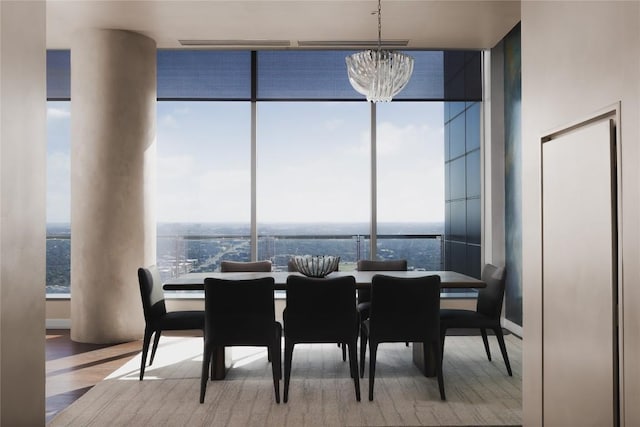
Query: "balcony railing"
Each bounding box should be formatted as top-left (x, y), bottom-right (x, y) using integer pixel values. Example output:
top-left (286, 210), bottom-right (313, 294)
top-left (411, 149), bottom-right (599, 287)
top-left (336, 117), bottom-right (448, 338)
top-left (46, 233), bottom-right (444, 293)
top-left (157, 233), bottom-right (444, 282)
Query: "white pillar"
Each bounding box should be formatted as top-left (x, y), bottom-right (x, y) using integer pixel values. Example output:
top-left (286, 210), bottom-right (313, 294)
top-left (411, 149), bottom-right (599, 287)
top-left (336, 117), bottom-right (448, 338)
top-left (0, 1), bottom-right (46, 424)
top-left (71, 30), bottom-right (156, 343)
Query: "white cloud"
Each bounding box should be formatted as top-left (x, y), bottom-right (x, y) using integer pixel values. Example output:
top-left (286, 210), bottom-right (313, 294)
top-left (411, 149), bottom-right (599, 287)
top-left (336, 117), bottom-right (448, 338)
top-left (156, 154), bottom-right (251, 222)
top-left (47, 107), bottom-right (70, 120)
top-left (159, 114), bottom-right (179, 129)
top-left (46, 151), bottom-right (71, 222)
top-left (324, 118), bottom-right (344, 131)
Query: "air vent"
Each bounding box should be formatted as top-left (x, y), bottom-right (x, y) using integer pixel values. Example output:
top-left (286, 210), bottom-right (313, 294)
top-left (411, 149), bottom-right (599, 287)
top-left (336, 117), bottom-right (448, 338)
top-left (297, 40), bottom-right (410, 48)
top-left (179, 39), bottom-right (291, 47)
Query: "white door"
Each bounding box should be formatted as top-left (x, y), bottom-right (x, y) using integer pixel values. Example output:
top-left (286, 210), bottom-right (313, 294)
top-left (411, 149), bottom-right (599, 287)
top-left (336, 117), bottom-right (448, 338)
top-left (542, 116), bottom-right (618, 426)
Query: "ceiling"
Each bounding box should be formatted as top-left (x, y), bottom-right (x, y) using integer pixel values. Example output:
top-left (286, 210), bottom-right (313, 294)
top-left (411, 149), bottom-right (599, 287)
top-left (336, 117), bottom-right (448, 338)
top-left (46, 0), bottom-right (521, 50)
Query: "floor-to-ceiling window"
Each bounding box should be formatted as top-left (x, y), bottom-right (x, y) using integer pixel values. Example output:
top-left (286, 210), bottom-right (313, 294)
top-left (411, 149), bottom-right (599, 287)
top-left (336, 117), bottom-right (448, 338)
top-left (443, 51), bottom-right (483, 279)
top-left (376, 102), bottom-right (445, 270)
top-left (46, 101), bottom-right (71, 294)
top-left (45, 49), bottom-right (483, 293)
top-left (46, 50), bottom-right (71, 294)
top-left (156, 102), bottom-right (251, 280)
top-left (256, 102), bottom-right (370, 270)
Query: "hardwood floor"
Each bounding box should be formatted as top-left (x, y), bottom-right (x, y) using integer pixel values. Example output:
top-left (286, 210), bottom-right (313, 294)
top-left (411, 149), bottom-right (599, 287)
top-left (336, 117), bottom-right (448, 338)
top-left (46, 330), bottom-right (141, 424)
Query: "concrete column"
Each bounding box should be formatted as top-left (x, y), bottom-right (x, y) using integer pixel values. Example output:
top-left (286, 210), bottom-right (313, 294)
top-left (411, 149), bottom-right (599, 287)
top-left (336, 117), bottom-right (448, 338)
top-left (0, 1), bottom-right (46, 424)
top-left (71, 30), bottom-right (156, 343)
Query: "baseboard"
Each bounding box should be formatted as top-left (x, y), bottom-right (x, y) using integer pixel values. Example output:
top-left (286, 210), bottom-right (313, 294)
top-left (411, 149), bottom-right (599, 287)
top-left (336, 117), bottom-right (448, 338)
top-left (47, 318), bottom-right (71, 329)
top-left (502, 318), bottom-right (522, 338)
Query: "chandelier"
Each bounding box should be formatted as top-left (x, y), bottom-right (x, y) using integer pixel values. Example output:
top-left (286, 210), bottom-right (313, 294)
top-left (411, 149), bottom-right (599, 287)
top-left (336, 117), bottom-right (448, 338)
top-left (345, 0), bottom-right (414, 102)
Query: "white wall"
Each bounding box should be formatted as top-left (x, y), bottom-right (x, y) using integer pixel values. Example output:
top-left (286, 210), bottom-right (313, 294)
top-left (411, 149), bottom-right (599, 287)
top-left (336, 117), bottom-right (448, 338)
top-left (521, 1), bottom-right (640, 425)
top-left (0, 1), bottom-right (46, 424)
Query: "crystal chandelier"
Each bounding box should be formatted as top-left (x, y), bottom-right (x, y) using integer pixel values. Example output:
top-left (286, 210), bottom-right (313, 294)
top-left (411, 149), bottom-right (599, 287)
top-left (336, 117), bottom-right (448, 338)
top-left (346, 0), bottom-right (414, 102)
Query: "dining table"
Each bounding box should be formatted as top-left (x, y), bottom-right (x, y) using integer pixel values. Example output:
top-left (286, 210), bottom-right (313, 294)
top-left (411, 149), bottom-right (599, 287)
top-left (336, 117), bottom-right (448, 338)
top-left (163, 270), bottom-right (485, 291)
top-left (163, 270), bottom-right (485, 379)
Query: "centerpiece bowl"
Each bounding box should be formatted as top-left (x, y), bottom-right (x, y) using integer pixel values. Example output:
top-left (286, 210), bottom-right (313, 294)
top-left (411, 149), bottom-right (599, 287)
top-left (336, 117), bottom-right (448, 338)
top-left (292, 255), bottom-right (340, 278)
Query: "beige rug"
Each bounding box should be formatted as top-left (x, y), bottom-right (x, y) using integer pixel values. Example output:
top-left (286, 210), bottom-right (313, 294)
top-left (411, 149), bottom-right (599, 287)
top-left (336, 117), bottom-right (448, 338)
top-left (49, 335), bottom-right (522, 426)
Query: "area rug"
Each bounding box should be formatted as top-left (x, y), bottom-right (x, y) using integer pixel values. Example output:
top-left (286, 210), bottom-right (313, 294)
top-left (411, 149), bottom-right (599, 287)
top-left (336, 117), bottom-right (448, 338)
top-left (49, 335), bottom-right (522, 426)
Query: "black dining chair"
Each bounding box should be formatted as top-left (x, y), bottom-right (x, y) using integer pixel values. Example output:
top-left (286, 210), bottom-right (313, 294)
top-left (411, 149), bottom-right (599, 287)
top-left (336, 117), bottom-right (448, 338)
top-left (283, 275), bottom-right (361, 403)
top-left (360, 274), bottom-right (444, 401)
top-left (220, 259), bottom-right (275, 361)
top-left (200, 276), bottom-right (282, 403)
top-left (137, 265), bottom-right (205, 381)
top-left (356, 259), bottom-right (408, 317)
top-left (440, 264), bottom-right (512, 376)
top-left (356, 259), bottom-right (409, 351)
top-left (220, 260), bottom-right (272, 272)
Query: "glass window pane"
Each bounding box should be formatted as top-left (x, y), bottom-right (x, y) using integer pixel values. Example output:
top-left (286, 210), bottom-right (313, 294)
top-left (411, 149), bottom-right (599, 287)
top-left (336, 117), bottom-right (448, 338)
top-left (256, 102), bottom-right (370, 270)
top-left (47, 101), bottom-right (71, 294)
top-left (156, 102), bottom-right (251, 279)
top-left (466, 102), bottom-right (481, 151)
top-left (376, 102), bottom-right (444, 270)
top-left (449, 113), bottom-right (466, 159)
top-left (466, 149), bottom-right (481, 198)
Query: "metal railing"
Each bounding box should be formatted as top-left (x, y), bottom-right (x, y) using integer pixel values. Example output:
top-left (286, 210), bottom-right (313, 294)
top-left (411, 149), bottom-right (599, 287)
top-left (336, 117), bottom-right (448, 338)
top-left (46, 233), bottom-right (444, 292)
top-left (157, 233), bottom-right (444, 281)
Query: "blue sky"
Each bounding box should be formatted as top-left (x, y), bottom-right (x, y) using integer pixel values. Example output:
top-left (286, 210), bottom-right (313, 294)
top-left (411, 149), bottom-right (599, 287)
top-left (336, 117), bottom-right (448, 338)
top-left (47, 100), bottom-right (444, 225)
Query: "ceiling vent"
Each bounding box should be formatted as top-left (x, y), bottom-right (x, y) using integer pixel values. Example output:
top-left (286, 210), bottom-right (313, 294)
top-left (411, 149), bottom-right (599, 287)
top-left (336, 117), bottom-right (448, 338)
top-left (297, 40), bottom-right (410, 48)
top-left (179, 39), bottom-right (291, 47)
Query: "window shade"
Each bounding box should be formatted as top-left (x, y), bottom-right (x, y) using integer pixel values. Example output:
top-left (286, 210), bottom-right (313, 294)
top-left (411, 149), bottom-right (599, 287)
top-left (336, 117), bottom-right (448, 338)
top-left (157, 50), bottom-right (251, 100)
top-left (47, 50), bottom-right (71, 100)
top-left (47, 49), bottom-right (482, 102)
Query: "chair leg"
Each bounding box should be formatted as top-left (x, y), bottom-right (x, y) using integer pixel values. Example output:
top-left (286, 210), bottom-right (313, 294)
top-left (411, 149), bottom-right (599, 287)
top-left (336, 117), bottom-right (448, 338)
top-left (276, 328), bottom-right (283, 380)
top-left (283, 340), bottom-right (295, 403)
top-left (139, 328), bottom-right (153, 381)
top-left (439, 328), bottom-right (446, 369)
top-left (347, 341), bottom-right (361, 401)
top-left (270, 334), bottom-right (281, 403)
top-left (494, 327), bottom-right (513, 376)
top-left (200, 342), bottom-right (213, 403)
top-left (342, 343), bottom-right (347, 362)
top-left (480, 328), bottom-right (492, 361)
top-left (149, 330), bottom-right (162, 365)
top-left (210, 348), bottom-right (217, 380)
top-left (431, 339), bottom-right (446, 401)
top-left (368, 341), bottom-right (378, 401)
top-left (359, 323), bottom-right (368, 378)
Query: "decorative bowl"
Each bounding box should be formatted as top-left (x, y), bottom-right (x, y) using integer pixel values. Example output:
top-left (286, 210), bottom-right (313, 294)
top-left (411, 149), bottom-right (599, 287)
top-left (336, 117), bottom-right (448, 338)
top-left (292, 255), bottom-right (340, 278)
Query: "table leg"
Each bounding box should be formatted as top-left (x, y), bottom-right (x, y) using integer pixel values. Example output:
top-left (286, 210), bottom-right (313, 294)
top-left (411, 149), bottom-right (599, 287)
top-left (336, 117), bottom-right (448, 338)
top-left (211, 346), bottom-right (233, 380)
top-left (412, 342), bottom-right (436, 377)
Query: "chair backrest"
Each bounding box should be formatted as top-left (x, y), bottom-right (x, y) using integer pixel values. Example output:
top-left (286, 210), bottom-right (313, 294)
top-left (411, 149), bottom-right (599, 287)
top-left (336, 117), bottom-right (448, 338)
top-left (204, 276), bottom-right (276, 345)
top-left (138, 266), bottom-right (167, 323)
top-left (356, 259), bottom-right (407, 302)
top-left (220, 260), bottom-right (272, 272)
top-left (357, 259), bottom-right (408, 271)
top-left (284, 275), bottom-right (357, 342)
top-left (369, 274), bottom-right (441, 342)
top-left (476, 264), bottom-right (506, 320)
